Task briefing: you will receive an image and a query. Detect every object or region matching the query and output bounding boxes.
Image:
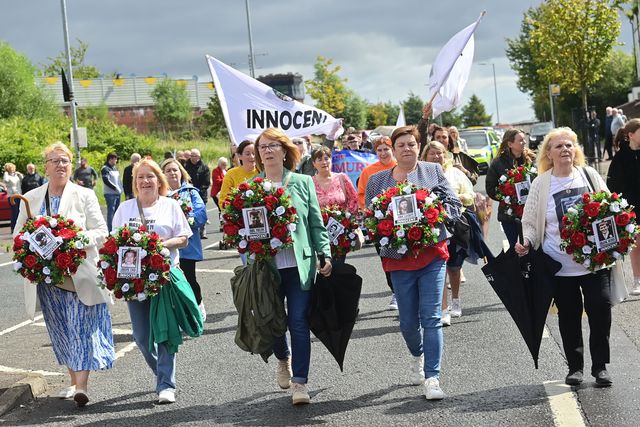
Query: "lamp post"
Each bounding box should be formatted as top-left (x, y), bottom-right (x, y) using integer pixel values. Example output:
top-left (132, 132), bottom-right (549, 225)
top-left (245, 0), bottom-right (256, 78)
top-left (60, 0), bottom-right (81, 166)
top-left (479, 62), bottom-right (500, 125)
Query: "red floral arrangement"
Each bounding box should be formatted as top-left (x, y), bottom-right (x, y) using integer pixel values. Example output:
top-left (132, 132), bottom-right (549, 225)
top-left (170, 191), bottom-right (195, 226)
top-left (495, 164), bottom-right (537, 219)
top-left (560, 191), bottom-right (638, 271)
top-left (321, 205), bottom-right (360, 258)
top-left (363, 182), bottom-right (447, 257)
top-left (97, 225), bottom-right (171, 301)
top-left (221, 177), bottom-right (297, 262)
top-left (13, 215), bottom-right (90, 286)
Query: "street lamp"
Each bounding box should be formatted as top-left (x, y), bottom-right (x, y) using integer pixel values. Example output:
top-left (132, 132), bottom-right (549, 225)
top-left (479, 62), bottom-right (500, 125)
top-left (60, 0), bottom-right (81, 167)
top-left (245, 0), bottom-right (256, 78)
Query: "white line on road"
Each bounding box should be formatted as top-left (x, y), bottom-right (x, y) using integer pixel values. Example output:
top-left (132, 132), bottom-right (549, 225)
top-left (197, 268), bottom-right (234, 274)
top-left (0, 260), bottom-right (14, 267)
top-left (115, 342), bottom-right (138, 360)
top-left (543, 380), bottom-right (586, 427)
top-left (0, 364), bottom-right (63, 377)
top-left (0, 315), bottom-right (44, 336)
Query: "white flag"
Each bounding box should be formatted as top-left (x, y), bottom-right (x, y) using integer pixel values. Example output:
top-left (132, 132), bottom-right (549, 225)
top-left (395, 105), bottom-right (406, 127)
top-left (428, 13), bottom-right (484, 118)
top-left (206, 55), bottom-right (343, 146)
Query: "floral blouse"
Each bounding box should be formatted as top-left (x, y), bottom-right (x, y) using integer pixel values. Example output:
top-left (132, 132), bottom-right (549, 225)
top-left (312, 173), bottom-right (358, 213)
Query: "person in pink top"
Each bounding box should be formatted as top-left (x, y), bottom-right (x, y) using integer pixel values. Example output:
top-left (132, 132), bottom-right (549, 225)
top-left (311, 146), bottom-right (358, 213)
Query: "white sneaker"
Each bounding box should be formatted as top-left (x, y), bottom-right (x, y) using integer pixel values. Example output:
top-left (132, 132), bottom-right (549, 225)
top-left (630, 281), bottom-right (640, 296)
top-left (158, 389), bottom-right (176, 404)
top-left (292, 383), bottom-right (310, 405)
top-left (441, 310), bottom-right (451, 327)
top-left (460, 270), bottom-right (467, 283)
top-left (409, 354), bottom-right (425, 385)
top-left (450, 299), bottom-right (462, 317)
top-left (198, 302), bottom-right (207, 322)
top-left (57, 385), bottom-right (76, 399)
top-left (277, 358), bottom-right (292, 389)
top-left (424, 377), bottom-right (445, 400)
top-left (388, 294), bottom-right (398, 310)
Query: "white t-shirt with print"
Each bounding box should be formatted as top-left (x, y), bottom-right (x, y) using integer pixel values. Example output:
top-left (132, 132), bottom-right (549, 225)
top-left (112, 197), bottom-right (193, 266)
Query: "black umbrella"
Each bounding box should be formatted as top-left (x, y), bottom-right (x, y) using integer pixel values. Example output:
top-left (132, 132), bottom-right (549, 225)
top-left (308, 254), bottom-right (362, 371)
top-left (481, 220), bottom-right (561, 369)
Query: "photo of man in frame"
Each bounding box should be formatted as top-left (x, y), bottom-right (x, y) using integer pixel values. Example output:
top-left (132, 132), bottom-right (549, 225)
top-left (242, 206), bottom-right (270, 241)
top-left (593, 216), bottom-right (619, 252)
top-left (27, 225), bottom-right (61, 259)
top-left (392, 194), bottom-right (419, 226)
top-left (117, 246), bottom-right (142, 279)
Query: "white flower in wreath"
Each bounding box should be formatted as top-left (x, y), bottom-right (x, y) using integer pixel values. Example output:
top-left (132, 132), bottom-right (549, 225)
top-left (23, 231), bottom-right (30, 239)
top-left (100, 261), bottom-right (110, 269)
top-left (434, 227), bottom-right (441, 236)
top-left (149, 273), bottom-right (158, 282)
top-left (530, 167), bottom-right (537, 174)
top-left (372, 196), bottom-right (379, 204)
top-left (121, 283), bottom-right (130, 292)
top-left (351, 240), bottom-right (357, 246)
top-left (582, 246), bottom-right (592, 255)
top-left (504, 196), bottom-right (511, 204)
top-left (45, 253), bottom-right (53, 261)
top-left (345, 211), bottom-right (351, 219)
top-left (140, 249), bottom-right (148, 258)
top-left (374, 210), bottom-right (384, 220)
top-left (74, 240), bottom-right (84, 250)
top-left (567, 207), bottom-right (578, 216)
top-left (287, 223), bottom-right (297, 232)
top-left (270, 238), bottom-right (283, 249)
top-left (137, 292), bottom-right (147, 302)
top-left (403, 186), bottom-right (412, 194)
top-left (42, 266), bottom-right (51, 275)
top-left (609, 202), bottom-right (621, 213)
top-left (626, 224), bottom-right (636, 233)
top-left (620, 198), bottom-right (629, 208)
top-left (160, 248), bottom-right (170, 257)
top-left (348, 232), bottom-right (356, 239)
top-left (263, 181), bottom-right (273, 192)
top-left (583, 260), bottom-right (591, 268)
top-left (379, 237), bottom-right (390, 246)
top-left (55, 236), bottom-right (63, 244)
top-left (506, 208), bottom-right (513, 216)
top-left (44, 277), bottom-right (52, 284)
top-left (238, 228), bottom-right (248, 237)
top-left (110, 229), bottom-right (118, 236)
top-left (13, 261), bottom-right (22, 271)
top-left (239, 240), bottom-right (248, 249)
top-left (397, 245), bottom-right (408, 254)
top-left (416, 211), bottom-right (424, 220)
top-left (275, 206), bottom-right (286, 216)
top-left (244, 189), bottom-right (254, 198)
top-left (499, 175), bottom-right (507, 183)
top-left (613, 251), bottom-right (622, 259)
top-left (424, 197), bottom-right (434, 205)
top-left (587, 235), bottom-right (596, 242)
top-left (132, 233), bottom-right (142, 242)
top-left (49, 218), bottom-right (58, 228)
top-left (396, 229), bottom-right (406, 238)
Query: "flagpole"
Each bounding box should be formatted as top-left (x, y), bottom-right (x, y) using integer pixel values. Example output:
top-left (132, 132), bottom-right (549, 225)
top-left (60, 0), bottom-right (81, 167)
top-left (245, 0), bottom-right (256, 78)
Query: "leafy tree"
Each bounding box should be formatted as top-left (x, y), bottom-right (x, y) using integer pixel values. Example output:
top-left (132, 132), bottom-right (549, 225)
top-left (402, 92), bottom-right (424, 125)
top-left (304, 56), bottom-right (348, 118)
top-left (342, 91), bottom-right (368, 129)
top-left (196, 93), bottom-right (229, 139)
top-left (440, 109), bottom-right (463, 128)
top-left (366, 103), bottom-right (388, 129)
top-left (461, 94), bottom-right (492, 127)
top-left (383, 102), bottom-right (400, 125)
top-left (0, 41), bottom-right (58, 119)
top-left (529, 0), bottom-right (620, 111)
top-left (150, 79), bottom-right (193, 135)
top-left (41, 39), bottom-right (101, 79)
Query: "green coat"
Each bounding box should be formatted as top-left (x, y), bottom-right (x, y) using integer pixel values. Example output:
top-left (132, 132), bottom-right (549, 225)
top-left (255, 169), bottom-right (331, 290)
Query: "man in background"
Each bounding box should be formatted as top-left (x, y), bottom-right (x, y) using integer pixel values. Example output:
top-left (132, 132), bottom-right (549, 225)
top-left (21, 163), bottom-right (46, 194)
top-left (73, 157), bottom-right (98, 189)
top-left (101, 152), bottom-right (123, 232)
top-left (185, 148), bottom-right (211, 238)
top-left (122, 153), bottom-right (141, 200)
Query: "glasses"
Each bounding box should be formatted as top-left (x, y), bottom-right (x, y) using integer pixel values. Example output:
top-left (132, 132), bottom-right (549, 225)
top-left (46, 158), bottom-right (71, 166)
top-left (258, 143), bottom-right (282, 152)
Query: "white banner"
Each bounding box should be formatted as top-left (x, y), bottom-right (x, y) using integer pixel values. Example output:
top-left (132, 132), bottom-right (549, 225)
top-left (428, 13), bottom-right (484, 118)
top-left (395, 106), bottom-right (406, 127)
top-left (206, 55), bottom-right (343, 146)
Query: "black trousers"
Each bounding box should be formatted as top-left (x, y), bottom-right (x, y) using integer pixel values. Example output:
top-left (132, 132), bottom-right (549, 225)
top-left (554, 269), bottom-right (612, 374)
top-left (180, 259), bottom-right (202, 304)
top-left (604, 134), bottom-right (614, 159)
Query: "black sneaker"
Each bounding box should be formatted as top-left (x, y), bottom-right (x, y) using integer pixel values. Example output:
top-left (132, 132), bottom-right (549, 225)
top-left (565, 370), bottom-right (583, 386)
top-left (594, 369), bottom-right (612, 387)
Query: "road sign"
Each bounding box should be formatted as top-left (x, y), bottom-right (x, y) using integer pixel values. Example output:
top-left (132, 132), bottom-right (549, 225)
top-left (550, 84), bottom-right (561, 96)
top-left (70, 127), bottom-right (88, 148)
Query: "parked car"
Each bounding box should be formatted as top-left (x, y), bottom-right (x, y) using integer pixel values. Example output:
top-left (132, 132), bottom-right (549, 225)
top-left (458, 128), bottom-right (501, 174)
top-left (0, 187), bottom-right (11, 222)
top-left (528, 121), bottom-right (554, 150)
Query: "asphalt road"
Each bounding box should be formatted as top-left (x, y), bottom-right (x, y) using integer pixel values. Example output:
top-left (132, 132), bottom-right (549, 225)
top-left (1, 175), bottom-right (640, 426)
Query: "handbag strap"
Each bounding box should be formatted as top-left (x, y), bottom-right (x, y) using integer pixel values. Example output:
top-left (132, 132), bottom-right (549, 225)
top-left (44, 188), bottom-right (52, 216)
top-left (135, 197), bottom-right (148, 228)
top-left (580, 167), bottom-right (596, 192)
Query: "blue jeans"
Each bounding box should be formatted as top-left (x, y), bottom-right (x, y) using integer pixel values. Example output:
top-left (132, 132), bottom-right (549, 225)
top-left (390, 258), bottom-right (446, 379)
top-left (501, 220), bottom-right (519, 248)
top-left (273, 267), bottom-right (311, 384)
top-left (127, 299), bottom-right (176, 393)
top-left (104, 193), bottom-right (121, 232)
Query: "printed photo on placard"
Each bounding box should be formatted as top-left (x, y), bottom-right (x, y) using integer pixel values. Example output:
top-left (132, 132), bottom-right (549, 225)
top-left (326, 217), bottom-right (345, 244)
top-left (593, 216), bottom-right (619, 252)
top-left (243, 206), bottom-right (270, 240)
top-left (392, 194), bottom-right (419, 225)
top-left (28, 225), bottom-right (62, 259)
top-left (515, 181), bottom-right (531, 204)
top-left (117, 246), bottom-right (142, 279)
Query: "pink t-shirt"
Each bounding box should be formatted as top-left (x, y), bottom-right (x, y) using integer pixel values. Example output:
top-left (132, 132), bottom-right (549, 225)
top-left (312, 173), bottom-right (359, 213)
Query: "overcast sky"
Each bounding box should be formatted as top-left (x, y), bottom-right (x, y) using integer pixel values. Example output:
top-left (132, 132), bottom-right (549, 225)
top-left (0, 1), bottom-right (633, 124)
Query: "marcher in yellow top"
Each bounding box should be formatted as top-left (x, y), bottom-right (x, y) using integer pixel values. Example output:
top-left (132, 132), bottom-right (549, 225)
top-left (219, 141), bottom-right (258, 205)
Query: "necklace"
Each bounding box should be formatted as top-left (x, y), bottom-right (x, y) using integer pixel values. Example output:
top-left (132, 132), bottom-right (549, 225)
top-left (554, 167), bottom-right (576, 194)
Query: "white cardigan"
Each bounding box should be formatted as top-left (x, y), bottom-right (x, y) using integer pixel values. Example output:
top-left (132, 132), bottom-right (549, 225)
top-left (14, 182), bottom-right (112, 319)
top-left (521, 166), bottom-right (627, 304)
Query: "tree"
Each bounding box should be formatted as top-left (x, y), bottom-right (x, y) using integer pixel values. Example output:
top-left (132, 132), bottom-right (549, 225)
top-left (366, 103), bottom-right (388, 129)
top-left (196, 93), bottom-right (228, 139)
top-left (461, 95), bottom-right (492, 127)
top-left (439, 109), bottom-right (463, 128)
top-left (402, 92), bottom-right (424, 125)
top-left (150, 79), bottom-right (193, 135)
top-left (0, 41), bottom-right (57, 120)
top-left (41, 39), bottom-right (101, 79)
top-left (342, 91), bottom-right (368, 129)
top-left (530, 0), bottom-right (620, 111)
top-left (383, 102), bottom-right (400, 125)
top-left (304, 56), bottom-right (348, 118)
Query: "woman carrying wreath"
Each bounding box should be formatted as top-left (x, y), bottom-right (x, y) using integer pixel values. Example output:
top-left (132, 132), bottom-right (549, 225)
top-left (516, 127), bottom-right (616, 387)
top-left (253, 127), bottom-right (332, 405)
top-left (14, 142), bottom-right (114, 407)
top-left (112, 158), bottom-right (192, 404)
top-left (364, 125), bottom-right (462, 401)
top-left (161, 158), bottom-right (208, 320)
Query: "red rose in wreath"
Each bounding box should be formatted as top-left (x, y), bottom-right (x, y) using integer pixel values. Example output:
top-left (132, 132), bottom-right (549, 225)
top-left (407, 226), bottom-right (423, 241)
top-left (101, 239), bottom-right (118, 255)
top-left (425, 208), bottom-right (440, 225)
top-left (55, 253), bottom-right (73, 270)
top-left (121, 228), bottom-right (131, 240)
top-left (223, 223), bottom-right (240, 236)
top-left (377, 219), bottom-right (394, 236)
top-left (150, 254), bottom-right (165, 269)
top-left (238, 182), bottom-right (250, 191)
top-left (104, 267), bottom-right (117, 286)
top-left (570, 232), bottom-right (587, 247)
top-left (415, 189), bottom-right (428, 202)
top-left (584, 202), bottom-right (601, 218)
top-left (57, 228), bottom-right (76, 240)
top-left (272, 224), bottom-right (288, 239)
top-left (615, 212), bottom-right (631, 227)
top-left (23, 254), bottom-right (37, 269)
top-left (249, 240), bottom-right (263, 254)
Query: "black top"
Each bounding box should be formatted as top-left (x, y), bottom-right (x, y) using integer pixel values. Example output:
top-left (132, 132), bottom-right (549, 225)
top-left (607, 143), bottom-right (640, 216)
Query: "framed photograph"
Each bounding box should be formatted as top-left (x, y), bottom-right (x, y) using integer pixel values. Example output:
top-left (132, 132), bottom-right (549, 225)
top-left (27, 225), bottom-right (61, 259)
top-left (242, 207), bottom-right (270, 241)
top-left (392, 194), bottom-right (419, 226)
top-left (117, 246), bottom-right (142, 279)
top-left (515, 181), bottom-right (531, 204)
top-left (592, 216), bottom-right (619, 252)
top-left (326, 217), bottom-right (345, 244)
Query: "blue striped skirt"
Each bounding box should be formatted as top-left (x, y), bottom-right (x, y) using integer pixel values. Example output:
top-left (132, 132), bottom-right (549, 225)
top-left (37, 284), bottom-right (115, 371)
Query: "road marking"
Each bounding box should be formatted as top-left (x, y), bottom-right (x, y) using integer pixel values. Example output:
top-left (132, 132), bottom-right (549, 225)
top-left (0, 260), bottom-right (14, 267)
top-left (112, 328), bottom-right (133, 335)
top-left (0, 315), bottom-right (44, 336)
top-left (115, 342), bottom-right (138, 360)
top-left (0, 364), bottom-right (63, 377)
top-left (206, 208), bottom-right (219, 213)
top-left (197, 268), bottom-right (234, 274)
top-left (543, 380), bottom-right (586, 427)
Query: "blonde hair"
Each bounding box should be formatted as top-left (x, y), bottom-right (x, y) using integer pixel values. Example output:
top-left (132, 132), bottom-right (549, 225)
top-left (4, 162), bottom-right (16, 173)
top-left (133, 158), bottom-right (170, 197)
top-left (536, 127), bottom-right (586, 174)
top-left (254, 128), bottom-right (300, 172)
top-left (43, 141), bottom-right (73, 162)
top-left (420, 140), bottom-right (447, 161)
top-left (160, 158), bottom-right (192, 184)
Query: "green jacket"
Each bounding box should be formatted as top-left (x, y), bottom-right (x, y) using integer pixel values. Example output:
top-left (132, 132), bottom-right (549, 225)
top-left (255, 169), bottom-right (331, 290)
